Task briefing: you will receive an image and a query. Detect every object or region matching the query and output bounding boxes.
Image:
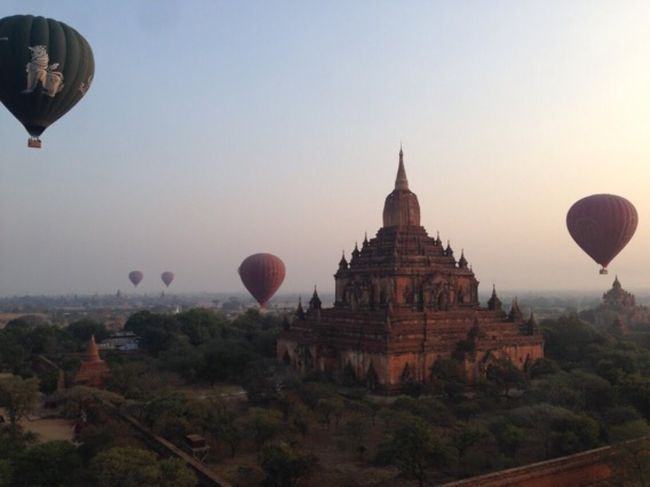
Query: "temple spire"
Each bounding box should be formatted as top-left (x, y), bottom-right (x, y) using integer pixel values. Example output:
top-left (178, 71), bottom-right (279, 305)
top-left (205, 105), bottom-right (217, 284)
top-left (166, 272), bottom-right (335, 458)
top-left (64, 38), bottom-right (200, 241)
top-left (395, 146), bottom-right (409, 191)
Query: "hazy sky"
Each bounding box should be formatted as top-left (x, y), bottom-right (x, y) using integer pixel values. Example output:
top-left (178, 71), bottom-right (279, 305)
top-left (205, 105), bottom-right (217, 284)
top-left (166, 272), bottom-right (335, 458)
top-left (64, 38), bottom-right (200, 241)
top-left (1, 1), bottom-right (649, 297)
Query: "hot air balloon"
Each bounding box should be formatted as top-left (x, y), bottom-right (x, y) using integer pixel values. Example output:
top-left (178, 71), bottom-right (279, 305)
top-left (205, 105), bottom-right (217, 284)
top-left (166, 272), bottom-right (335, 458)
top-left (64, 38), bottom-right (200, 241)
top-left (0, 15), bottom-right (95, 148)
top-left (566, 194), bottom-right (638, 274)
top-left (128, 271), bottom-right (143, 287)
top-left (238, 253), bottom-right (286, 308)
top-left (161, 271), bottom-right (174, 288)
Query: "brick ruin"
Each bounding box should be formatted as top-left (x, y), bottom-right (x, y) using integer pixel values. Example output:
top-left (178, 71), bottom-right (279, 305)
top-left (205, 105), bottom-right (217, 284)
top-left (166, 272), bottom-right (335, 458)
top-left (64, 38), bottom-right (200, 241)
top-left (277, 149), bottom-right (544, 394)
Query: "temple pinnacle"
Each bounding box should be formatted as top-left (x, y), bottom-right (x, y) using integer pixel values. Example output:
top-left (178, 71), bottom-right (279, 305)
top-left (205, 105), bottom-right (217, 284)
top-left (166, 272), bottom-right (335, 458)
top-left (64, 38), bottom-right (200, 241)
top-left (395, 146), bottom-right (409, 191)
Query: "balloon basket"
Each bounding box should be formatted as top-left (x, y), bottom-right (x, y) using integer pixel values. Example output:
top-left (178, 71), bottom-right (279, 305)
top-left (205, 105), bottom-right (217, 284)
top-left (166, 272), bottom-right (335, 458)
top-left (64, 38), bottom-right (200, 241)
top-left (28, 137), bottom-right (41, 149)
top-left (599, 268), bottom-right (608, 275)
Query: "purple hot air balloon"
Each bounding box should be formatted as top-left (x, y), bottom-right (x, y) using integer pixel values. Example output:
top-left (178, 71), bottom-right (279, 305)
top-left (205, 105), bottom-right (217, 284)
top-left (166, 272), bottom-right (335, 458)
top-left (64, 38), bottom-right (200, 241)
top-left (128, 270), bottom-right (143, 287)
top-left (238, 253), bottom-right (285, 308)
top-left (161, 271), bottom-right (174, 288)
top-left (566, 194), bottom-right (638, 274)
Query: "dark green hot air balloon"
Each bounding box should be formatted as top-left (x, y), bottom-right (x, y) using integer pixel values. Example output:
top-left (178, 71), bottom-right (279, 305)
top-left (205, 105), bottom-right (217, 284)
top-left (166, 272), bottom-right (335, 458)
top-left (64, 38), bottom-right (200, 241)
top-left (0, 15), bottom-right (94, 148)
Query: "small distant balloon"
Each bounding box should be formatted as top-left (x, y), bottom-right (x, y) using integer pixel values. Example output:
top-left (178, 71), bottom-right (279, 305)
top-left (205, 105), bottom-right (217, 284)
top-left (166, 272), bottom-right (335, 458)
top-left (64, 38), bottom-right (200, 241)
top-left (128, 271), bottom-right (143, 287)
top-left (238, 253), bottom-right (286, 308)
top-left (161, 271), bottom-right (174, 287)
top-left (0, 15), bottom-right (95, 148)
top-left (566, 194), bottom-right (638, 274)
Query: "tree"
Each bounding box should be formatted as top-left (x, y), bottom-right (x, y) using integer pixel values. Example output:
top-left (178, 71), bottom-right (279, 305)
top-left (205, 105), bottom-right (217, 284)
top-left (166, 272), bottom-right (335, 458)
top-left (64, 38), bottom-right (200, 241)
top-left (0, 376), bottom-right (39, 438)
top-left (376, 415), bottom-right (453, 487)
top-left (0, 459), bottom-right (12, 487)
top-left (158, 458), bottom-right (197, 487)
top-left (12, 440), bottom-right (82, 487)
top-left (453, 422), bottom-right (488, 460)
top-left (485, 358), bottom-right (526, 397)
top-left (243, 408), bottom-right (282, 450)
top-left (67, 319), bottom-right (109, 345)
top-left (240, 359), bottom-right (280, 405)
top-left (490, 418), bottom-right (526, 458)
top-left (430, 359), bottom-right (467, 399)
top-left (176, 308), bottom-right (225, 346)
top-left (123, 311), bottom-right (180, 355)
top-left (259, 441), bottom-right (317, 487)
top-left (205, 399), bottom-right (242, 457)
top-left (91, 447), bottom-right (195, 487)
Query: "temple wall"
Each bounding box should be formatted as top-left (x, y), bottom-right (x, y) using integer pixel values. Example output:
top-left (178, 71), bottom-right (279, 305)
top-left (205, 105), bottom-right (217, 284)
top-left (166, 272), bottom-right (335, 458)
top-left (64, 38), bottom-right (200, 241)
top-left (438, 436), bottom-right (650, 487)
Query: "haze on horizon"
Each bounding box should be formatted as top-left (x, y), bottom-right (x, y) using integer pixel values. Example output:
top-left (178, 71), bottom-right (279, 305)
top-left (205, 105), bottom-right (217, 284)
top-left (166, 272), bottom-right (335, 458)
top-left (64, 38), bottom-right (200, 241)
top-left (1, 1), bottom-right (649, 297)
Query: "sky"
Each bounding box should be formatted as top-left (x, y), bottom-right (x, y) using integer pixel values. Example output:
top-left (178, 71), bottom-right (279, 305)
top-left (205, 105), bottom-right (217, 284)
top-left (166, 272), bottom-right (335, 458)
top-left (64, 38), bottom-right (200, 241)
top-left (1, 1), bottom-right (649, 297)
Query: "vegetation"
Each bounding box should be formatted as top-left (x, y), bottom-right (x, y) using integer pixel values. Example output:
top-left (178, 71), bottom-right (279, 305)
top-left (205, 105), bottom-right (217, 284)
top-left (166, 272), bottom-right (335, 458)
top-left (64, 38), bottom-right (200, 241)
top-left (2, 308), bottom-right (650, 484)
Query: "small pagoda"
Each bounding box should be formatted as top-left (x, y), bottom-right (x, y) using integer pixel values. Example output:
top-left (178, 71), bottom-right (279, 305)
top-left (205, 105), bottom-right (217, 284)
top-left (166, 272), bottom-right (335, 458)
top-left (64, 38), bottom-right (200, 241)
top-left (74, 336), bottom-right (110, 388)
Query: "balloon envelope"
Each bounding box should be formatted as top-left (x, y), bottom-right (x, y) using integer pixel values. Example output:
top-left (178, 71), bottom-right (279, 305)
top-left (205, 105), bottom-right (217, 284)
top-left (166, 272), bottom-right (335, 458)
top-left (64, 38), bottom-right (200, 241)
top-left (566, 194), bottom-right (638, 272)
top-left (239, 253), bottom-right (286, 308)
top-left (128, 271), bottom-right (143, 287)
top-left (0, 15), bottom-right (94, 146)
top-left (161, 271), bottom-right (174, 287)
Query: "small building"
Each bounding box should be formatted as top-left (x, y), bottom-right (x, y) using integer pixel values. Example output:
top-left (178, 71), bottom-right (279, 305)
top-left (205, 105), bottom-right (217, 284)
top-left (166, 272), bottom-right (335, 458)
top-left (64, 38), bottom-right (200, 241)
top-left (74, 336), bottom-right (110, 388)
top-left (97, 331), bottom-right (139, 352)
top-left (184, 434), bottom-right (210, 462)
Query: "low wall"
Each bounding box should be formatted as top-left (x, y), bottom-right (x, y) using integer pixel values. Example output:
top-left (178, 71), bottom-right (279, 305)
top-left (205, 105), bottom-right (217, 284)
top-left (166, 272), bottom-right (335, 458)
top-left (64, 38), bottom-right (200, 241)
top-left (441, 437), bottom-right (650, 487)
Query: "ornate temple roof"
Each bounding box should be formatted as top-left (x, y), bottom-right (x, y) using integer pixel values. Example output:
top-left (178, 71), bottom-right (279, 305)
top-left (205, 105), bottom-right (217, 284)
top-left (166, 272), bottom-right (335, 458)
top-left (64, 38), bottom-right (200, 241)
top-left (382, 148), bottom-right (421, 227)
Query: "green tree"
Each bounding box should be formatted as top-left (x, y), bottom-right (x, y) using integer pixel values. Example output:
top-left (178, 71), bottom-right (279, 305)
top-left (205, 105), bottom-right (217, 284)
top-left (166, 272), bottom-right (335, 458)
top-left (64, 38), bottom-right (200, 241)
top-left (205, 399), bottom-right (242, 457)
top-left (123, 311), bottom-right (180, 355)
top-left (376, 415), bottom-right (453, 487)
top-left (0, 376), bottom-right (39, 438)
top-left (67, 319), bottom-right (109, 345)
top-left (0, 459), bottom-right (11, 487)
top-left (259, 441), bottom-right (317, 487)
top-left (12, 440), bottom-right (82, 487)
top-left (177, 308), bottom-right (225, 346)
top-left (490, 418), bottom-right (526, 458)
top-left (91, 447), bottom-right (160, 487)
top-left (485, 358), bottom-right (526, 397)
top-left (243, 408), bottom-right (282, 450)
top-left (158, 458), bottom-right (197, 487)
top-left (430, 359), bottom-right (467, 399)
top-left (453, 422), bottom-right (488, 460)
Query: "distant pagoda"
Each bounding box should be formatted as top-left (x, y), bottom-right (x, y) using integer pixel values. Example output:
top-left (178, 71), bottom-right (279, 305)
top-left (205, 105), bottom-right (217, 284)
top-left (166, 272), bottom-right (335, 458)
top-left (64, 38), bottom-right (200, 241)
top-left (74, 336), bottom-right (110, 388)
top-left (603, 276), bottom-right (636, 309)
top-left (584, 276), bottom-right (650, 330)
top-left (278, 149), bottom-right (544, 394)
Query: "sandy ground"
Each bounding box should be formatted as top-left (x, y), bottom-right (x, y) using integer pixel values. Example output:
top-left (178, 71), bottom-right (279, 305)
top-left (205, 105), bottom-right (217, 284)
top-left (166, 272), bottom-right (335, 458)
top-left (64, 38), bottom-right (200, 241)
top-left (0, 407), bottom-right (75, 443)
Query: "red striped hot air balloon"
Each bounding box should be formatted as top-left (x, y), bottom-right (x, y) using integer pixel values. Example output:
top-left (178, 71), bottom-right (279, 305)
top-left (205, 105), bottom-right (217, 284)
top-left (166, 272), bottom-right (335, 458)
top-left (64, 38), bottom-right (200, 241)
top-left (238, 253), bottom-right (285, 308)
top-left (566, 194), bottom-right (638, 274)
top-left (161, 271), bottom-right (174, 287)
top-left (128, 270), bottom-right (143, 287)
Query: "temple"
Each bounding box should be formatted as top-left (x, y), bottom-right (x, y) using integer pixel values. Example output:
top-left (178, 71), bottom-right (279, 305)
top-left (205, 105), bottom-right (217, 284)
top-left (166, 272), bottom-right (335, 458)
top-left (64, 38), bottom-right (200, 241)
top-left (582, 276), bottom-right (650, 332)
top-left (277, 149), bottom-right (544, 394)
top-left (74, 336), bottom-right (110, 388)
top-left (603, 276), bottom-right (636, 309)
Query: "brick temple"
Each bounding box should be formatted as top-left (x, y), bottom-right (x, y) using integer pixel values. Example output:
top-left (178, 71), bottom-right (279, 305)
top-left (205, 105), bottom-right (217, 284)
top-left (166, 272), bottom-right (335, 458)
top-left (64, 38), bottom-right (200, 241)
top-left (277, 149), bottom-right (544, 394)
top-left (74, 335), bottom-right (110, 388)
